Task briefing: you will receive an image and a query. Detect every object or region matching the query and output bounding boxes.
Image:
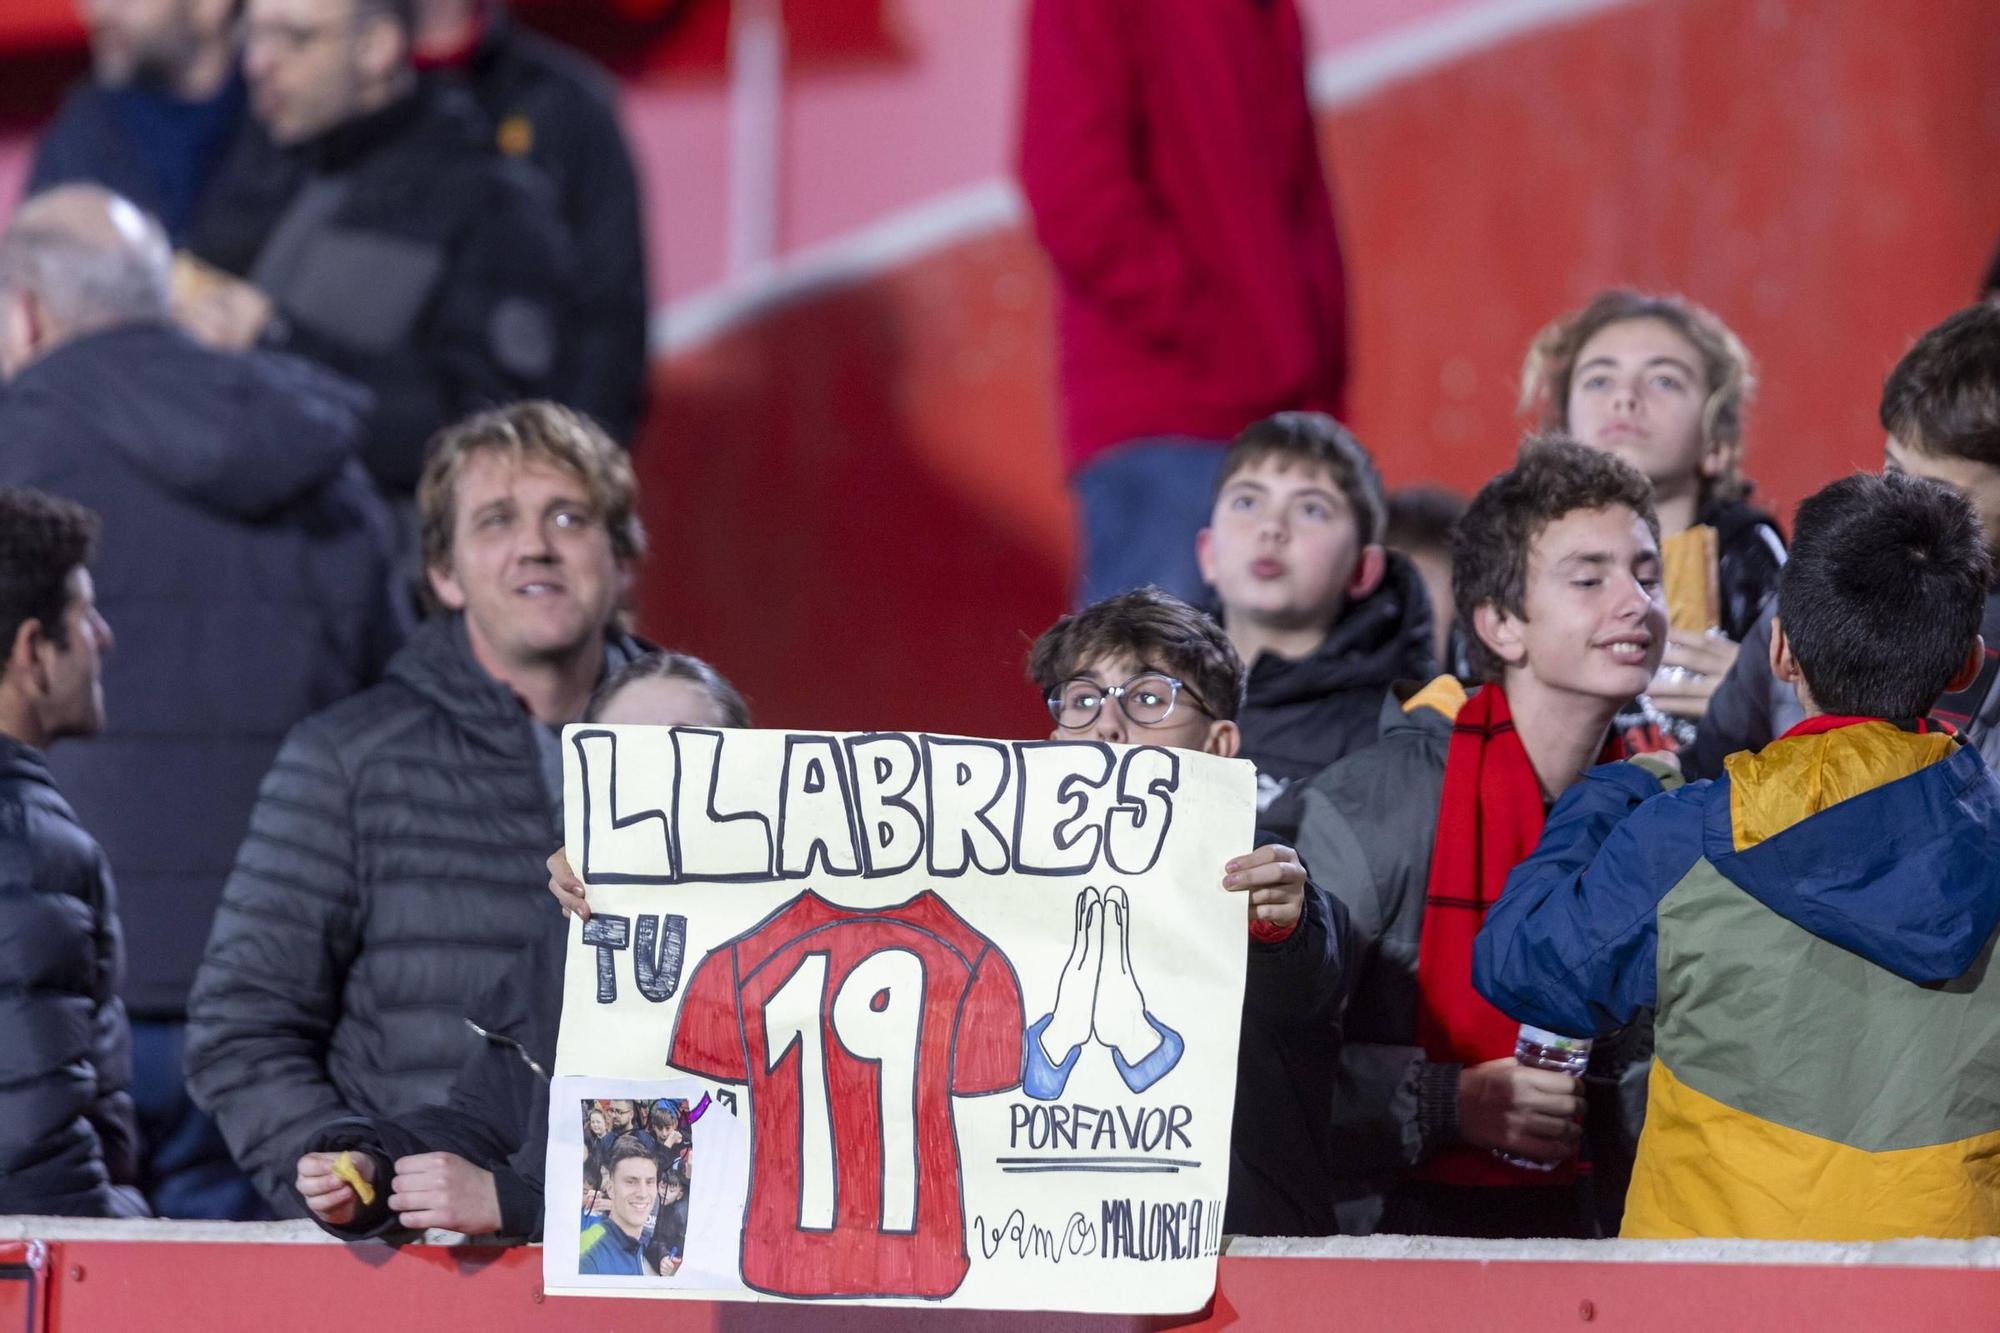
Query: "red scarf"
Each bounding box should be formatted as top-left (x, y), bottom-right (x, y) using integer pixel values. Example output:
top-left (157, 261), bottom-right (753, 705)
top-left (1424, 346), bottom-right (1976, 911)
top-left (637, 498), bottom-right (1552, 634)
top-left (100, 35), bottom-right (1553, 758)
top-left (1413, 684), bottom-right (1618, 1188)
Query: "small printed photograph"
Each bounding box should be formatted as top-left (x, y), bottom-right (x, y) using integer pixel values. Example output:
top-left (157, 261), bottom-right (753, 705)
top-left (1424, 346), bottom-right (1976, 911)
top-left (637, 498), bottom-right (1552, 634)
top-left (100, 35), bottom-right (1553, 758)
top-left (577, 1095), bottom-right (698, 1277)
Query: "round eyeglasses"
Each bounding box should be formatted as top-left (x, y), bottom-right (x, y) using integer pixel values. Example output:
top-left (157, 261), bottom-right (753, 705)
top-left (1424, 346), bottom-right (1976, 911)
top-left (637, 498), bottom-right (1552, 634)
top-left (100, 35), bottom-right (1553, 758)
top-left (1047, 672), bottom-right (1210, 731)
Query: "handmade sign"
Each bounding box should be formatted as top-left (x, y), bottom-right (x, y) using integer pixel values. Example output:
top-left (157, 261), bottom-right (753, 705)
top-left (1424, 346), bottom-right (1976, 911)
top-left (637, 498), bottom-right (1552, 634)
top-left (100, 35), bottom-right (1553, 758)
top-left (543, 727), bottom-right (1254, 1313)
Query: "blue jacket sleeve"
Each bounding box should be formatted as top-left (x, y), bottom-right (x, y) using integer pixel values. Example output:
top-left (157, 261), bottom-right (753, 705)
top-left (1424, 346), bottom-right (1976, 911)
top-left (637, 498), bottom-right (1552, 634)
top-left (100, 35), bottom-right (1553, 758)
top-left (1473, 762), bottom-right (1706, 1038)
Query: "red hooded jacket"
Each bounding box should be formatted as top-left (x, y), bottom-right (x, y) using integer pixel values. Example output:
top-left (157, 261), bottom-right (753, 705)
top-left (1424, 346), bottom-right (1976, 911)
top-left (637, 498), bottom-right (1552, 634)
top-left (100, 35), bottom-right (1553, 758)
top-left (1019, 0), bottom-right (1348, 472)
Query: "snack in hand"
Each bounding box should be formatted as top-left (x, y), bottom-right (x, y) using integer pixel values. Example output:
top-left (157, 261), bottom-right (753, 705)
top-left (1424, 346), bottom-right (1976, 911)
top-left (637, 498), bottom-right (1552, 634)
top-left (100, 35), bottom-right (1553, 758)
top-left (1661, 524), bottom-right (1721, 634)
top-left (332, 1150), bottom-right (376, 1206)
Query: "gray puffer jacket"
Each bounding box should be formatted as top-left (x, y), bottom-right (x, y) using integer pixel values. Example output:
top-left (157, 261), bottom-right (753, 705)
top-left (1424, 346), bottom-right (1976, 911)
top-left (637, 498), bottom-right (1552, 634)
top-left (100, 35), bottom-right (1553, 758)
top-left (186, 615), bottom-right (640, 1214)
top-left (0, 739), bottom-right (146, 1217)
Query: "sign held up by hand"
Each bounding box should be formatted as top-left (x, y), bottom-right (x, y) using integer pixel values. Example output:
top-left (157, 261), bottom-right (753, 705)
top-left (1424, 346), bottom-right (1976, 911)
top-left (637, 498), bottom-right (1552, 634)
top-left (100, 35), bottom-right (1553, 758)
top-left (545, 727), bottom-right (1254, 1314)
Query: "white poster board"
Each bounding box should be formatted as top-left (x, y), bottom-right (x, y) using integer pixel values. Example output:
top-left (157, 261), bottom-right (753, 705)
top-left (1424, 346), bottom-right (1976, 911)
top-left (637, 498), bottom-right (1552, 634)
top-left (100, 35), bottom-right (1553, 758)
top-left (544, 726), bottom-right (1253, 1313)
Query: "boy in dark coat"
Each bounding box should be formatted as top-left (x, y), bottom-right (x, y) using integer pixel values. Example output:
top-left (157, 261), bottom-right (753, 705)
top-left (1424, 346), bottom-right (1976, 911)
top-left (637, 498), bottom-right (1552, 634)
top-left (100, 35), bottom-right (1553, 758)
top-left (1197, 413), bottom-right (1435, 841)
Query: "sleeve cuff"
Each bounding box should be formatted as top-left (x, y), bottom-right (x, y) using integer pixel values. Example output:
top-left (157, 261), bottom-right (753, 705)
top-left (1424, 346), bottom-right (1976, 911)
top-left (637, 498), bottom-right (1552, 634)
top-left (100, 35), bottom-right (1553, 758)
top-left (492, 1167), bottom-right (544, 1242)
top-left (1248, 916), bottom-right (1299, 944)
top-left (1416, 1061), bottom-right (1462, 1160)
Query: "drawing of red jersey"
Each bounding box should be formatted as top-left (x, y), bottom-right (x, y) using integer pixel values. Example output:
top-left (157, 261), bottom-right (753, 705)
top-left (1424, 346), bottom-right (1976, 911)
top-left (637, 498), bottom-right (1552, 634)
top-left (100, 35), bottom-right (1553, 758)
top-left (667, 890), bottom-right (1025, 1300)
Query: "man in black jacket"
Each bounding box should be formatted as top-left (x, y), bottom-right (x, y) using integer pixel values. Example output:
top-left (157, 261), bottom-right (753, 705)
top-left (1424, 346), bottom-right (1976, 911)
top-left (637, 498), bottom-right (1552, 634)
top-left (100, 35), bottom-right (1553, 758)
top-left (0, 487), bottom-right (145, 1218)
top-left (0, 184), bottom-right (403, 1219)
top-left (188, 401), bottom-right (648, 1217)
top-left (412, 0), bottom-right (649, 443)
top-left (176, 0), bottom-right (575, 506)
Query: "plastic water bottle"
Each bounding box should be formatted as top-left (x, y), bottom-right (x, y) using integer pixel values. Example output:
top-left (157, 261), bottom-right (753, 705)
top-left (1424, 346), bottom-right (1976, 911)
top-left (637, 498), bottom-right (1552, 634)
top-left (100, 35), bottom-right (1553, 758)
top-left (1494, 1023), bottom-right (1592, 1171)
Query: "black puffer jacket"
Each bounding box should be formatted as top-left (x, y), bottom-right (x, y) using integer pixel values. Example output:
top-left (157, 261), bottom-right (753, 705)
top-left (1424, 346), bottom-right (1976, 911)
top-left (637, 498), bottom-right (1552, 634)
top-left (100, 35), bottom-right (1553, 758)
top-left (185, 615), bottom-right (640, 1214)
top-left (0, 739), bottom-right (147, 1217)
top-left (1236, 552), bottom-right (1436, 843)
top-left (0, 322), bottom-right (402, 1019)
top-left (306, 923), bottom-right (563, 1242)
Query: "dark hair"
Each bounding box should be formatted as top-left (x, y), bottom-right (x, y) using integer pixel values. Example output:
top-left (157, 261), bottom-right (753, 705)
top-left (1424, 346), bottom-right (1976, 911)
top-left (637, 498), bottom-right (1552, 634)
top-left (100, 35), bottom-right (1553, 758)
top-left (1454, 436), bottom-right (1661, 682)
top-left (1385, 485), bottom-right (1469, 556)
top-left (1028, 586), bottom-right (1245, 722)
top-left (1779, 473), bottom-right (1989, 718)
top-left (1522, 289), bottom-right (1756, 504)
top-left (605, 1133), bottom-right (657, 1177)
top-left (0, 488), bottom-right (98, 657)
top-left (586, 651), bottom-right (751, 727)
top-left (1214, 412), bottom-right (1387, 547)
top-left (1879, 304), bottom-right (2000, 468)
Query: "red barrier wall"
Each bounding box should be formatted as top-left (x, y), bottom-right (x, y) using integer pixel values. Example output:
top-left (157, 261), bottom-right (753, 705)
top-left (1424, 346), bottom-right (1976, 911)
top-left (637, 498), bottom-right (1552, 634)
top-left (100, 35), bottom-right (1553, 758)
top-left (5, 1235), bottom-right (1999, 1332)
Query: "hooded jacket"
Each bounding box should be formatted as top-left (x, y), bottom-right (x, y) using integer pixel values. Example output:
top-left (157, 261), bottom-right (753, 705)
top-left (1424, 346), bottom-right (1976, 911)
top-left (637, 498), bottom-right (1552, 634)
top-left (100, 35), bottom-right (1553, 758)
top-left (0, 322), bottom-right (402, 1018)
top-left (1476, 722), bottom-right (2000, 1239)
top-left (0, 740), bottom-right (147, 1217)
top-left (186, 615), bottom-right (642, 1214)
top-left (1238, 552), bottom-right (1436, 842)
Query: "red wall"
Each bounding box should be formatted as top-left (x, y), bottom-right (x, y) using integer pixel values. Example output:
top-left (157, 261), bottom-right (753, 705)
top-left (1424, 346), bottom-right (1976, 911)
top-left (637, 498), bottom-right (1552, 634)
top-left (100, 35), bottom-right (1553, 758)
top-left (639, 0), bottom-right (2000, 738)
top-left (7, 1237), bottom-right (2000, 1331)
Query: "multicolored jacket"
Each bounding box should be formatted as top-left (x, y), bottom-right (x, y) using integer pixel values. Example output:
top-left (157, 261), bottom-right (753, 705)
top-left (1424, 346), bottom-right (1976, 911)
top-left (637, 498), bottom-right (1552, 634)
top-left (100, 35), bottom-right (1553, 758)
top-left (1474, 721), bottom-right (2000, 1239)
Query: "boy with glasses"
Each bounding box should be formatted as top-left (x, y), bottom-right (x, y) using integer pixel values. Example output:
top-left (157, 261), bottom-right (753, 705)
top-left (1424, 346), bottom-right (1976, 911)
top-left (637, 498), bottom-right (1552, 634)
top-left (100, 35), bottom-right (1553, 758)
top-left (1028, 584), bottom-right (1349, 1237)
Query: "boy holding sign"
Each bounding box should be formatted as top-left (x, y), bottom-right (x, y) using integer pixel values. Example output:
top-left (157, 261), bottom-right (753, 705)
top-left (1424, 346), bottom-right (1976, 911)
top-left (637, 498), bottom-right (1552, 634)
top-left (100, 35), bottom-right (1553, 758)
top-left (550, 589), bottom-right (1347, 1240)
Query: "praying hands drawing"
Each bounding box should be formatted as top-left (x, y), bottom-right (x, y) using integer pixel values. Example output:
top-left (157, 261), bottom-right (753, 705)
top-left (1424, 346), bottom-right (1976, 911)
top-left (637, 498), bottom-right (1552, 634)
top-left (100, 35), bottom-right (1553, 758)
top-left (1023, 885), bottom-right (1185, 1099)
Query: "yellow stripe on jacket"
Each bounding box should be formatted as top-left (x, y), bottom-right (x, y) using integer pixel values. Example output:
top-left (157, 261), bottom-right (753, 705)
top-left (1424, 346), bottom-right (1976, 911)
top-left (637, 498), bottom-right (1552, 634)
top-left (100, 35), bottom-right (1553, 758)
top-left (1622, 1058), bottom-right (2000, 1240)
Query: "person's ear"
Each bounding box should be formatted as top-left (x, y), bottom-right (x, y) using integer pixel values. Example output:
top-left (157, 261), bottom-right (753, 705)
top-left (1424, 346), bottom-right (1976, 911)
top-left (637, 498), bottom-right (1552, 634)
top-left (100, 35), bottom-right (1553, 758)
top-left (1347, 544), bottom-right (1387, 600)
top-left (5, 616), bottom-right (50, 699)
top-left (0, 290), bottom-right (47, 379)
top-left (355, 12), bottom-right (408, 83)
top-left (1769, 617), bottom-right (1805, 686)
top-left (1203, 718), bottom-right (1241, 759)
top-left (1194, 527), bottom-right (1218, 588)
top-left (1947, 635), bottom-right (1988, 694)
top-left (1471, 601), bottom-right (1527, 671)
top-left (426, 558), bottom-right (467, 612)
top-left (1699, 436), bottom-right (1732, 480)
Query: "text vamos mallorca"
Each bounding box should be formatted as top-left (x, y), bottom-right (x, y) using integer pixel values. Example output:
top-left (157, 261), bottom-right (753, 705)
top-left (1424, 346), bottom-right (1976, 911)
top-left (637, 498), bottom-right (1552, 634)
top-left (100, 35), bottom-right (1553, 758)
top-left (571, 728), bottom-right (1188, 884)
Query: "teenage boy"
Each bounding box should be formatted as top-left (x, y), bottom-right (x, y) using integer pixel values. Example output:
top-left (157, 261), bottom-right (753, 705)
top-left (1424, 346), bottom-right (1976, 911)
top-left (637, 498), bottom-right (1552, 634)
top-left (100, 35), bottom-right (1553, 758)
top-left (1197, 413), bottom-right (1436, 839)
top-left (1029, 585), bottom-right (1345, 1238)
top-left (1294, 438), bottom-right (1667, 1238)
top-left (1477, 472), bottom-right (2000, 1239)
top-left (1689, 303), bottom-right (2000, 777)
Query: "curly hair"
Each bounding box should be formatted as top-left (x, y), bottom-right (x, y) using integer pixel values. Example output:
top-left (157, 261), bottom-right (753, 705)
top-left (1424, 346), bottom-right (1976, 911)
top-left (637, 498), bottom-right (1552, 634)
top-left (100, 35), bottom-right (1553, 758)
top-left (1454, 436), bottom-right (1660, 682)
top-left (1521, 289), bottom-right (1756, 504)
top-left (0, 487), bottom-right (99, 655)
